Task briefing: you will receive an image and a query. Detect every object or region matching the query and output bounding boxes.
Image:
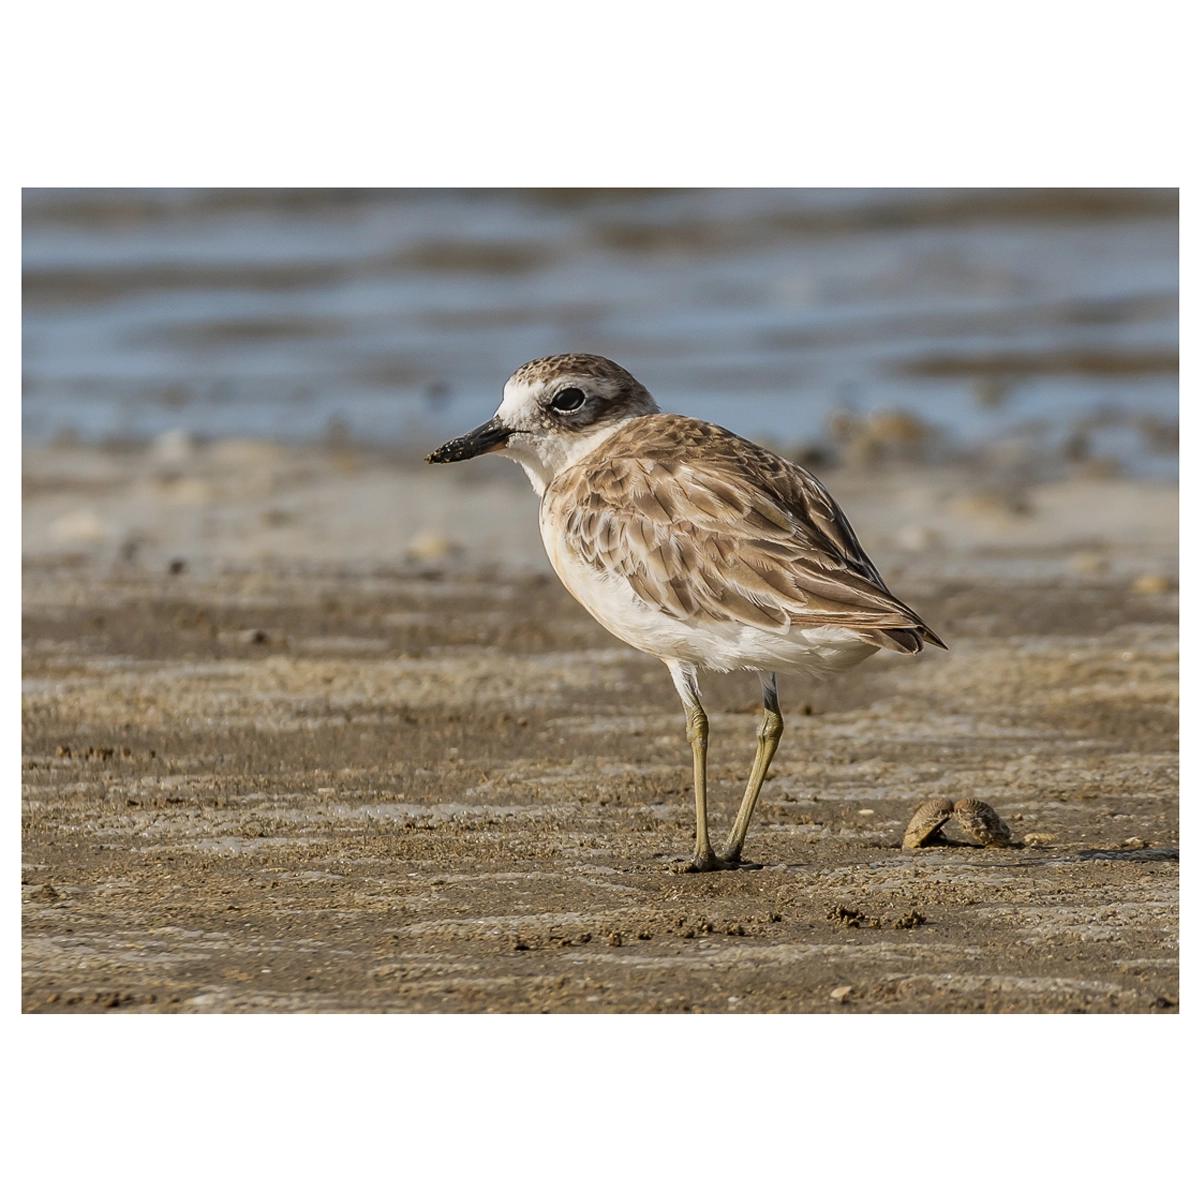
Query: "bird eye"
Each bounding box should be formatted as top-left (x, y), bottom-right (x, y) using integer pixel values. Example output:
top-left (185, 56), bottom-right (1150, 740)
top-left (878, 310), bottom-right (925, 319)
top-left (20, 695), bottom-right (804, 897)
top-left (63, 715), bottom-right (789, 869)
top-left (550, 387), bottom-right (586, 412)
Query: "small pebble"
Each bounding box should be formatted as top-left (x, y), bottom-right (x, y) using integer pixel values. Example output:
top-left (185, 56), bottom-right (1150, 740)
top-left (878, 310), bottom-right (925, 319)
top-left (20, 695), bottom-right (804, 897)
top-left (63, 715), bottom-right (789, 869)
top-left (1132, 573), bottom-right (1171, 594)
top-left (1068, 551), bottom-right (1109, 576)
top-left (408, 531), bottom-right (461, 562)
top-left (830, 986), bottom-right (853, 1003)
top-left (896, 524), bottom-right (941, 552)
top-left (1023, 832), bottom-right (1055, 847)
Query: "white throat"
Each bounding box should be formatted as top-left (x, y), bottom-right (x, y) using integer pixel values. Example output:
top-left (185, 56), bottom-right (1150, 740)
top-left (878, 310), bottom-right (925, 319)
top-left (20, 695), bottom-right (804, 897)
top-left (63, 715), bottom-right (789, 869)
top-left (499, 419), bottom-right (636, 496)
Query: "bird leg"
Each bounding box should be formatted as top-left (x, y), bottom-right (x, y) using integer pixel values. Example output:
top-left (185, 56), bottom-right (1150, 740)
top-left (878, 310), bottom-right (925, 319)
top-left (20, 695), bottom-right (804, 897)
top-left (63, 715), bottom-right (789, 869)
top-left (684, 703), bottom-right (718, 870)
top-left (718, 672), bottom-right (784, 864)
top-left (667, 661), bottom-right (734, 871)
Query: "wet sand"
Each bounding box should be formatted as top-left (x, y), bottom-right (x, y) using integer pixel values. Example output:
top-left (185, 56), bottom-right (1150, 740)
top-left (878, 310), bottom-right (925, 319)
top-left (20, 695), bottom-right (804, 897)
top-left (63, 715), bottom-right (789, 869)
top-left (22, 444), bottom-right (1178, 1013)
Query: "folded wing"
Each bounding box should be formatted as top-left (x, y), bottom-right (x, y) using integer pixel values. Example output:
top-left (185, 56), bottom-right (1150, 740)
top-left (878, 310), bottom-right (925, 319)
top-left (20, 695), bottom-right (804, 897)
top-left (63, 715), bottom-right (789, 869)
top-left (546, 417), bottom-right (946, 654)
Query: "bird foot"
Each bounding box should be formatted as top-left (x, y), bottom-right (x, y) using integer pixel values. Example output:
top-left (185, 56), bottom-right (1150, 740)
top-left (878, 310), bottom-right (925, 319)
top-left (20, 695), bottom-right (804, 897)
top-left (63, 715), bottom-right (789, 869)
top-left (674, 850), bottom-right (754, 873)
top-left (674, 851), bottom-right (740, 873)
top-left (716, 849), bottom-right (763, 870)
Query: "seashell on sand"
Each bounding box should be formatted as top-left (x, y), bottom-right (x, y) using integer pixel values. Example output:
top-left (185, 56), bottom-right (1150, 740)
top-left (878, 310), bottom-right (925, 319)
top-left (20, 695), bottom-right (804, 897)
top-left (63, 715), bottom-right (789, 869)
top-left (902, 798), bottom-right (956, 849)
top-left (903, 797), bottom-right (1018, 849)
top-left (952, 798), bottom-right (1016, 847)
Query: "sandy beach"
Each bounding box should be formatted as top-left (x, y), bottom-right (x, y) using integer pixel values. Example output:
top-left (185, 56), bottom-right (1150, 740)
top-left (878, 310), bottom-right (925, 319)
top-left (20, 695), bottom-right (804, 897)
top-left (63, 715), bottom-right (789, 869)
top-left (21, 439), bottom-right (1178, 1012)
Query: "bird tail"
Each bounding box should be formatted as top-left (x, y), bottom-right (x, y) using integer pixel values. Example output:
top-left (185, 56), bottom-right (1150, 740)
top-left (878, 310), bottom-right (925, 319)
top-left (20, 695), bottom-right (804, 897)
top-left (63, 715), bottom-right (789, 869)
top-left (857, 625), bottom-right (947, 654)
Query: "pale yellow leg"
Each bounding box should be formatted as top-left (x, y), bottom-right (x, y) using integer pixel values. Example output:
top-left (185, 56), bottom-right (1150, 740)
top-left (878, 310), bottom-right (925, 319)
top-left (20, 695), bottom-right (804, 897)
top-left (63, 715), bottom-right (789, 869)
top-left (666, 661), bottom-right (730, 871)
top-left (685, 703), bottom-right (717, 868)
top-left (719, 672), bottom-right (784, 864)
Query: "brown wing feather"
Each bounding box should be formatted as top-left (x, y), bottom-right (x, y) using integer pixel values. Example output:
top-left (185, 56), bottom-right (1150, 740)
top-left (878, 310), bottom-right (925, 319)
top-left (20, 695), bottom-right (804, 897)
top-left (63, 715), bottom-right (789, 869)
top-left (546, 414), bottom-right (946, 653)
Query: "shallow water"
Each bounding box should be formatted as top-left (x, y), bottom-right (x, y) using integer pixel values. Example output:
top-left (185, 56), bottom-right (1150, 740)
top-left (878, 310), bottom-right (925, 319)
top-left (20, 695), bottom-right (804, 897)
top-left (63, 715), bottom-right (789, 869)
top-left (22, 188), bottom-right (1178, 475)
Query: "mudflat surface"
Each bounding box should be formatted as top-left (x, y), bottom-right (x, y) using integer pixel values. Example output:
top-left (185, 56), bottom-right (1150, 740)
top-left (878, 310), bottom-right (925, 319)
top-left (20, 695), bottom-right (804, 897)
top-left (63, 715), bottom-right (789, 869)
top-left (22, 447), bottom-right (1178, 1013)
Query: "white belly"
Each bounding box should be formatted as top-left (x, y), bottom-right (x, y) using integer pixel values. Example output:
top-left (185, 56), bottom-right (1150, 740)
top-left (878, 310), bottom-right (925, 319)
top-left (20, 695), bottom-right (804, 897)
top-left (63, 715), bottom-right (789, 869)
top-left (541, 518), bottom-right (879, 678)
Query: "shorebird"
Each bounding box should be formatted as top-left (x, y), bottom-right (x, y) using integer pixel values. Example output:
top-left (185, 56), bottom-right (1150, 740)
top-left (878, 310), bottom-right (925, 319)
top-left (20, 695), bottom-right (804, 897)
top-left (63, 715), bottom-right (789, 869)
top-left (428, 354), bottom-right (946, 871)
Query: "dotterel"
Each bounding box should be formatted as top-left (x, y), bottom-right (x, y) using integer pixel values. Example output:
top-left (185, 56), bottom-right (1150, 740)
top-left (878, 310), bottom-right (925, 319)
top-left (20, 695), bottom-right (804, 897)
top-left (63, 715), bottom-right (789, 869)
top-left (429, 353), bottom-right (946, 871)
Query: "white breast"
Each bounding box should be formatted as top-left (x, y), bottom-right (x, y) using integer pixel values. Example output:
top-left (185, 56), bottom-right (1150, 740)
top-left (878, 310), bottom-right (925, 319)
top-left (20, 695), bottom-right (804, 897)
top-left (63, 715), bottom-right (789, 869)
top-left (540, 514), bottom-right (878, 678)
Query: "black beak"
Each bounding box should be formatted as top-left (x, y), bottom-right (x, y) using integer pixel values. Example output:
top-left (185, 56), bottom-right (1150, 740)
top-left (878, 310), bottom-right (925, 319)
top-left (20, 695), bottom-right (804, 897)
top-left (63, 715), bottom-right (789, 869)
top-left (426, 417), bottom-right (512, 464)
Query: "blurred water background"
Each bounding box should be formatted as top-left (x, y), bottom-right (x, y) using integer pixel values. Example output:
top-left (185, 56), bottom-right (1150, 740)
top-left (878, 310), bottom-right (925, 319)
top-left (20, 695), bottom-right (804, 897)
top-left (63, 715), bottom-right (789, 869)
top-left (23, 187), bottom-right (1177, 479)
